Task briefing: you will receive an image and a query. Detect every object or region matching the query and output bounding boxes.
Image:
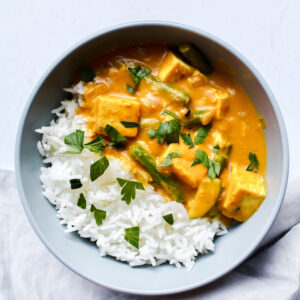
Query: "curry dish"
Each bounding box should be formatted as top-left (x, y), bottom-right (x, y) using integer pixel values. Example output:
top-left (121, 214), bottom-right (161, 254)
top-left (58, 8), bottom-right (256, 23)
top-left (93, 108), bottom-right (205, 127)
top-left (76, 43), bottom-right (267, 224)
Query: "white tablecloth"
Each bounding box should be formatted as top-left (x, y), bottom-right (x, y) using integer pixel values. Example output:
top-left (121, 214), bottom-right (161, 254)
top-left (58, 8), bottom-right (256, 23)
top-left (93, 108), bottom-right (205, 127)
top-left (1, 170), bottom-right (299, 300)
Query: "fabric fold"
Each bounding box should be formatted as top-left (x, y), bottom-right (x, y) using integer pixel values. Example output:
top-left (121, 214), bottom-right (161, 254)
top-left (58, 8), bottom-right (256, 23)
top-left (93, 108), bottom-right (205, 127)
top-left (0, 170), bottom-right (299, 300)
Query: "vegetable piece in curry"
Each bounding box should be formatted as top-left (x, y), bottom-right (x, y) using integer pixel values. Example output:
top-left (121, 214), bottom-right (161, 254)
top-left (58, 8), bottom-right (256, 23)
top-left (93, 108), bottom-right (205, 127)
top-left (76, 43), bottom-right (267, 224)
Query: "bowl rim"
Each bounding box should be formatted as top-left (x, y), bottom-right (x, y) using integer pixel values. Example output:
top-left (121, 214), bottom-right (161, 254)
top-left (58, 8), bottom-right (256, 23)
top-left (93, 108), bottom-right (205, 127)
top-left (15, 20), bottom-right (289, 296)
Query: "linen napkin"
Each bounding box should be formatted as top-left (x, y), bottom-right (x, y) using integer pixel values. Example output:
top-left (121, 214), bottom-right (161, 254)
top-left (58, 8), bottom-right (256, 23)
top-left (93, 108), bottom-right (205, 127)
top-left (0, 170), bottom-right (299, 300)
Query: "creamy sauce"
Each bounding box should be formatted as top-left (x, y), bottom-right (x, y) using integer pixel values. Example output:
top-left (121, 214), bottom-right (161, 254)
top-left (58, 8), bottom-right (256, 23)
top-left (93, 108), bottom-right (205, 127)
top-left (76, 44), bottom-right (267, 223)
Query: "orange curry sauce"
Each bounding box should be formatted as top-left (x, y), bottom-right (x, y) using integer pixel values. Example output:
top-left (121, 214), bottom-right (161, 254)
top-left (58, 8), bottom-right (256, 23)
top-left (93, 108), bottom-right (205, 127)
top-left (76, 44), bottom-right (267, 224)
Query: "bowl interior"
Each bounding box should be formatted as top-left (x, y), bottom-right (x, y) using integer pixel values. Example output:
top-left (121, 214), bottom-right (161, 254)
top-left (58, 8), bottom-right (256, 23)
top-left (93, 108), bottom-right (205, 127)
top-left (16, 23), bottom-right (288, 295)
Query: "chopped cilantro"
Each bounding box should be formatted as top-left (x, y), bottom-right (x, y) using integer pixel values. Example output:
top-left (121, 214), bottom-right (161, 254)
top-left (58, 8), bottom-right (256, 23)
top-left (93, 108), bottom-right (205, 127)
top-left (121, 121), bottom-right (140, 128)
top-left (126, 85), bottom-right (135, 94)
top-left (90, 156), bottom-right (109, 181)
top-left (161, 109), bottom-right (180, 120)
top-left (181, 133), bottom-right (194, 148)
top-left (90, 204), bottom-right (106, 226)
top-left (116, 178), bottom-right (145, 205)
top-left (246, 152), bottom-right (259, 172)
top-left (64, 130), bottom-right (84, 154)
top-left (147, 129), bottom-right (157, 139)
top-left (163, 214), bottom-right (174, 225)
top-left (157, 119), bottom-right (181, 144)
top-left (77, 193), bottom-right (86, 209)
top-left (126, 65), bottom-right (150, 93)
top-left (83, 134), bottom-right (107, 155)
top-left (191, 150), bottom-right (209, 167)
top-left (160, 152), bottom-right (181, 167)
top-left (124, 227), bottom-right (140, 249)
top-left (194, 124), bottom-right (212, 144)
top-left (70, 179), bottom-right (82, 189)
top-left (104, 124), bottom-right (127, 147)
top-left (64, 130), bottom-right (113, 156)
top-left (191, 150), bottom-right (221, 181)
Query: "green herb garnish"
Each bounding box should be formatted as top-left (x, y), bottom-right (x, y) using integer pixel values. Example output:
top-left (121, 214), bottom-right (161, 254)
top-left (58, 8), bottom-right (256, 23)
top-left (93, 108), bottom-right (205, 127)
top-left (181, 133), bottom-right (194, 148)
top-left (147, 129), bottom-right (157, 139)
top-left (124, 227), bottom-right (140, 249)
top-left (212, 144), bottom-right (220, 153)
top-left (104, 124), bottom-right (126, 147)
top-left (83, 134), bottom-right (106, 155)
top-left (161, 109), bottom-right (180, 120)
top-left (126, 65), bottom-right (150, 94)
top-left (126, 85), bottom-right (135, 94)
top-left (191, 150), bottom-right (209, 167)
top-left (157, 119), bottom-right (181, 144)
top-left (163, 214), bottom-right (174, 225)
top-left (116, 178), bottom-right (145, 205)
top-left (121, 121), bottom-right (140, 128)
top-left (70, 179), bottom-right (82, 189)
top-left (246, 152), bottom-right (259, 172)
top-left (77, 193), bottom-right (86, 209)
top-left (90, 204), bottom-right (106, 226)
top-left (160, 152), bottom-right (181, 167)
top-left (81, 67), bottom-right (95, 82)
top-left (90, 156), bottom-right (109, 181)
top-left (64, 130), bottom-right (84, 154)
top-left (64, 130), bottom-right (112, 155)
top-left (194, 124), bottom-right (212, 144)
top-left (191, 150), bottom-right (221, 180)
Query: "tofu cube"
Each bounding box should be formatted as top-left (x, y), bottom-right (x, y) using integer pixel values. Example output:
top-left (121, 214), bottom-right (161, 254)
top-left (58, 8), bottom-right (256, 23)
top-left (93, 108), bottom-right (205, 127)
top-left (94, 95), bottom-right (140, 137)
top-left (212, 89), bottom-right (230, 120)
top-left (220, 164), bottom-right (266, 222)
top-left (159, 144), bottom-right (207, 188)
top-left (187, 70), bottom-right (208, 87)
top-left (158, 52), bottom-right (194, 83)
top-left (187, 177), bottom-right (221, 218)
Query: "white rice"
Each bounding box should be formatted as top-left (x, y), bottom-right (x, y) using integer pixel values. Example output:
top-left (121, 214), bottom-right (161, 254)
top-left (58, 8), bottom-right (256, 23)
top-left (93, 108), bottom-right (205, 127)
top-left (36, 82), bottom-right (227, 270)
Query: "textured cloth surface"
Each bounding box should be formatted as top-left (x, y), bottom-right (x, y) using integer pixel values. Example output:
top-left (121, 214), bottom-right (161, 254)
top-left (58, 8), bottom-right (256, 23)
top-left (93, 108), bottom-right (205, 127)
top-left (0, 170), bottom-right (299, 300)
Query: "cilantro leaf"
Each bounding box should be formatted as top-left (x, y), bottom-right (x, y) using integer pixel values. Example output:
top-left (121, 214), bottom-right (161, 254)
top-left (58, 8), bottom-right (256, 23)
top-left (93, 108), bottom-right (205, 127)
top-left (70, 179), bottom-right (82, 189)
top-left (64, 130), bottom-right (84, 154)
top-left (191, 150), bottom-right (221, 180)
top-left (246, 152), bottom-right (259, 171)
top-left (163, 214), bottom-right (174, 225)
top-left (104, 124), bottom-right (126, 147)
top-left (117, 178), bottom-right (145, 205)
top-left (121, 121), bottom-right (140, 128)
top-left (77, 193), bottom-right (86, 209)
top-left (127, 65), bottom-right (150, 93)
top-left (161, 109), bottom-right (180, 120)
top-left (124, 226), bottom-right (140, 249)
top-left (194, 124), bottom-right (212, 144)
top-left (157, 119), bottom-right (181, 144)
top-left (126, 85), bottom-right (135, 94)
top-left (147, 129), bottom-right (157, 139)
top-left (90, 156), bottom-right (109, 181)
top-left (191, 150), bottom-right (209, 167)
top-left (81, 67), bottom-right (95, 82)
top-left (83, 135), bottom-right (107, 155)
top-left (212, 144), bottom-right (220, 153)
top-left (90, 204), bottom-right (106, 226)
top-left (160, 152), bottom-right (181, 167)
top-left (181, 133), bottom-right (194, 148)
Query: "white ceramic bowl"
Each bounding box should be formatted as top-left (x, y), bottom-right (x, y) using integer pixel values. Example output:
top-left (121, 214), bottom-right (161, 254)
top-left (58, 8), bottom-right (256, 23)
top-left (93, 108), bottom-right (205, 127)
top-left (15, 22), bottom-right (289, 295)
